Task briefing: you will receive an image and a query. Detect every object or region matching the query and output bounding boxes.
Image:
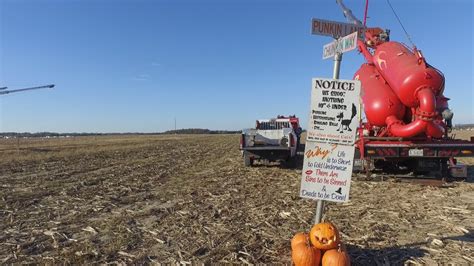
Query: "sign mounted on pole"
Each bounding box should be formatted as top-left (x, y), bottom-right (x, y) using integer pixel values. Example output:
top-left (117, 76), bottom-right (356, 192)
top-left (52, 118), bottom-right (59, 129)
top-left (308, 15), bottom-right (364, 223)
top-left (322, 31), bottom-right (358, 59)
top-left (311, 18), bottom-right (365, 38)
top-left (300, 141), bottom-right (355, 203)
top-left (307, 78), bottom-right (361, 145)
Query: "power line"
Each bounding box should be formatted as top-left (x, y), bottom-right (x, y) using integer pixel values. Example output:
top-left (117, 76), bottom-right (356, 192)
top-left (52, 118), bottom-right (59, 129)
top-left (386, 0), bottom-right (415, 47)
top-left (363, 0), bottom-right (369, 26)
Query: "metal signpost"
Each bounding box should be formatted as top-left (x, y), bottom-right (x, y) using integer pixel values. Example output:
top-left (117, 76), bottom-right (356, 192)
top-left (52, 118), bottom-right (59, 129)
top-left (306, 19), bottom-right (363, 224)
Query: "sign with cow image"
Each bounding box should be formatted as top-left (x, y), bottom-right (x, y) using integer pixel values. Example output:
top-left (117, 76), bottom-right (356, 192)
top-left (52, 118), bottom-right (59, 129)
top-left (307, 78), bottom-right (361, 145)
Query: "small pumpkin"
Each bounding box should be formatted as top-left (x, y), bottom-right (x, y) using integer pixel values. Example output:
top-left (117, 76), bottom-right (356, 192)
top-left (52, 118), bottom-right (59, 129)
top-left (322, 247), bottom-right (351, 266)
top-left (291, 242), bottom-right (321, 266)
top-left (291, 232), bottom-right (309, 250)
top-left (309, 222), bottom-right (340, 250)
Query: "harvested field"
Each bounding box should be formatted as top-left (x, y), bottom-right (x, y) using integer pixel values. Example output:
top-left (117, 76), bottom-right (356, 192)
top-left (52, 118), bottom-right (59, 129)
top-left (0, 134), bottom-right (473, 264)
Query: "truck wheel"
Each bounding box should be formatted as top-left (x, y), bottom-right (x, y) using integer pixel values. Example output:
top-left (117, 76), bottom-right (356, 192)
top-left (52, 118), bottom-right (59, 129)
top-left (244, 153), bottom-right (253, 167)
top-left (284, 157), bottom-right (297, 168)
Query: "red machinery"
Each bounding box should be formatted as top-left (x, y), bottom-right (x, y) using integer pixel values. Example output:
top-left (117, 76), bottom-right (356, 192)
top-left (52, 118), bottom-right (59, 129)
top-left (356, 28), bottom-right (449, 138)
top-left (353, 28), bottom-right (474, 178)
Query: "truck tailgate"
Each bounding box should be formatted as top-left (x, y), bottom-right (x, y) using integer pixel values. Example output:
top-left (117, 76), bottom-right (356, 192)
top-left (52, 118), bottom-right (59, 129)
top-left (242, 146), bottom-right (291, 151)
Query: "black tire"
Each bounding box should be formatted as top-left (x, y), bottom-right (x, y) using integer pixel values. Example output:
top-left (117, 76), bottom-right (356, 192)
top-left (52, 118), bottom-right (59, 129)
top-left (244, 152), bottom-right (253, 167)
top-left (283, 157), bottom-right (297, 168)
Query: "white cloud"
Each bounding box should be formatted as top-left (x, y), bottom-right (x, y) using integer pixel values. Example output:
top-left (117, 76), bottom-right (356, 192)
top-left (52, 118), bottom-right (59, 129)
top-left (132, 74), bottom-right (150, 81)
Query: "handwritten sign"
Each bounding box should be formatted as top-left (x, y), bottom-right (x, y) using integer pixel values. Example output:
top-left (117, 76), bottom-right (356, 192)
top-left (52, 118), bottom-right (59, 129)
top-left (322, 31), bottom-right (358, 59)
top-left (307, 78), bottom-right (361, 145)
top-left (300, 142), bottom-right (354, 202)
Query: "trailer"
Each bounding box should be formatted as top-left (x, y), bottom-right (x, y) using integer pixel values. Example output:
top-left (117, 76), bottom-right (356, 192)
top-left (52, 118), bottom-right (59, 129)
top-left (353, 130), bottom-right (474, 178)
top-left (348, 26), bottom-right (474, 179)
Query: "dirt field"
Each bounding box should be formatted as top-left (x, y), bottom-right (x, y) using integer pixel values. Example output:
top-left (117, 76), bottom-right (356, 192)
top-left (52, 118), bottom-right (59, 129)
top-left (0, 134), bottom-right (473, 264)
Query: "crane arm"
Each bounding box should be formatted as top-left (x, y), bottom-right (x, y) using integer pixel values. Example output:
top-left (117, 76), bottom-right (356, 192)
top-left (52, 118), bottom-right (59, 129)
top-left (0, 84), bottom-right (55, 95)
top-left (335, 0), bottom-right (363, 26)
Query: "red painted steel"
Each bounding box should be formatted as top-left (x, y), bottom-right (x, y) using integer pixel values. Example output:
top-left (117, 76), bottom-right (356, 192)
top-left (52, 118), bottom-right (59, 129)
top-left (357, 36), bottom-right (448, 138)
top-left (372, 42), bottom-right (444, 107)
top-left (354, 63), bottom-right (405, 126)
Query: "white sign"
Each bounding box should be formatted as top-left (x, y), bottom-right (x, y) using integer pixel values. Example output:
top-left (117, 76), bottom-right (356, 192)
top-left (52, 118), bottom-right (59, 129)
top-left (300, 142), bottom-right (354, 202)
top-left (311, 18), bottom-right (365, 38)
top-left (307, 78), bottom-right (361, 145)
top-left (322, 31), bottom-right (358, 59)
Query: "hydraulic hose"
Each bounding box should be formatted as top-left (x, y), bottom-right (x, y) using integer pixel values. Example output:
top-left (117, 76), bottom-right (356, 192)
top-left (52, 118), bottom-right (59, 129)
top-left (385, 116), bottom-right (426, 138)
top-left (385, 88), bottom-right (444, 138)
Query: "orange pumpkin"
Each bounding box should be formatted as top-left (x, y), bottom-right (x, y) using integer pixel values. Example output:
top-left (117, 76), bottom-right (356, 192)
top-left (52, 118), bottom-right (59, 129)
top-left (322, 247), bottom-right (351, 266)
top-left (309, 222), bottom-right (340, 250)
top-left (291, 232), bottom-right (309, 250)
top-left (292, 242), bottom-right (321, 266)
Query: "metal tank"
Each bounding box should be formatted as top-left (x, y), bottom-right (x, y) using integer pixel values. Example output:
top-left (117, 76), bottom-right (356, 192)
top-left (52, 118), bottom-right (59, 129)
top-left (354, 63), bottom-right (405, 127)
top-left (372, 42), bottom-right (444, 107)
top-left (357, 32), bottom-right (449, 138)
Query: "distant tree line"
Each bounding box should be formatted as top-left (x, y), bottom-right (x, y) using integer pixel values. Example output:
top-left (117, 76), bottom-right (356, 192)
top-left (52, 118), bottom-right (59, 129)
top-left (0, 132), bottom-right (104, 138)
top-left (453, 124), bottom-right (474, 129)
top-left (2, 124), bottom-right (472, 139)
top-left (162, 128), bottom-right (240, 134)
top-left (0, 129), bottom-right (240, 138)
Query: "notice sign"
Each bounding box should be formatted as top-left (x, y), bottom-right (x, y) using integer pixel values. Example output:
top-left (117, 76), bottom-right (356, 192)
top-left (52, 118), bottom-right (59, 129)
top-left (307, 78), bottom-right (361, 145)
top-left (323, 31), bottom-right (358, 59)
top-left (300, 142), bottom-right (354, 202)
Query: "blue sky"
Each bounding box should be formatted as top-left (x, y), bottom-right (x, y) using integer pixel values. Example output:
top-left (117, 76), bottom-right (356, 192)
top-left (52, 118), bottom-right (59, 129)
top-left (0, 0), bottom-right (472, 133)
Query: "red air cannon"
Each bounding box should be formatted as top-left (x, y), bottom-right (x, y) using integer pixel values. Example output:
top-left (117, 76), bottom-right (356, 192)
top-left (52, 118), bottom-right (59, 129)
top-left (355, 29), bottom-right (452, 139)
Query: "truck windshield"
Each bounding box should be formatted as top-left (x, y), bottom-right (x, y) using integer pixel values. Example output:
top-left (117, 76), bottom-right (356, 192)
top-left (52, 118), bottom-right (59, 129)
top-left (257, 121), bottom-right (290, 130)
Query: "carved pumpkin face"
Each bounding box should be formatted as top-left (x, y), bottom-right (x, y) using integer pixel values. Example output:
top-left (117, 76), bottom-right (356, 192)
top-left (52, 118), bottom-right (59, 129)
top-left (309, 222), bottom-right (340, 250)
